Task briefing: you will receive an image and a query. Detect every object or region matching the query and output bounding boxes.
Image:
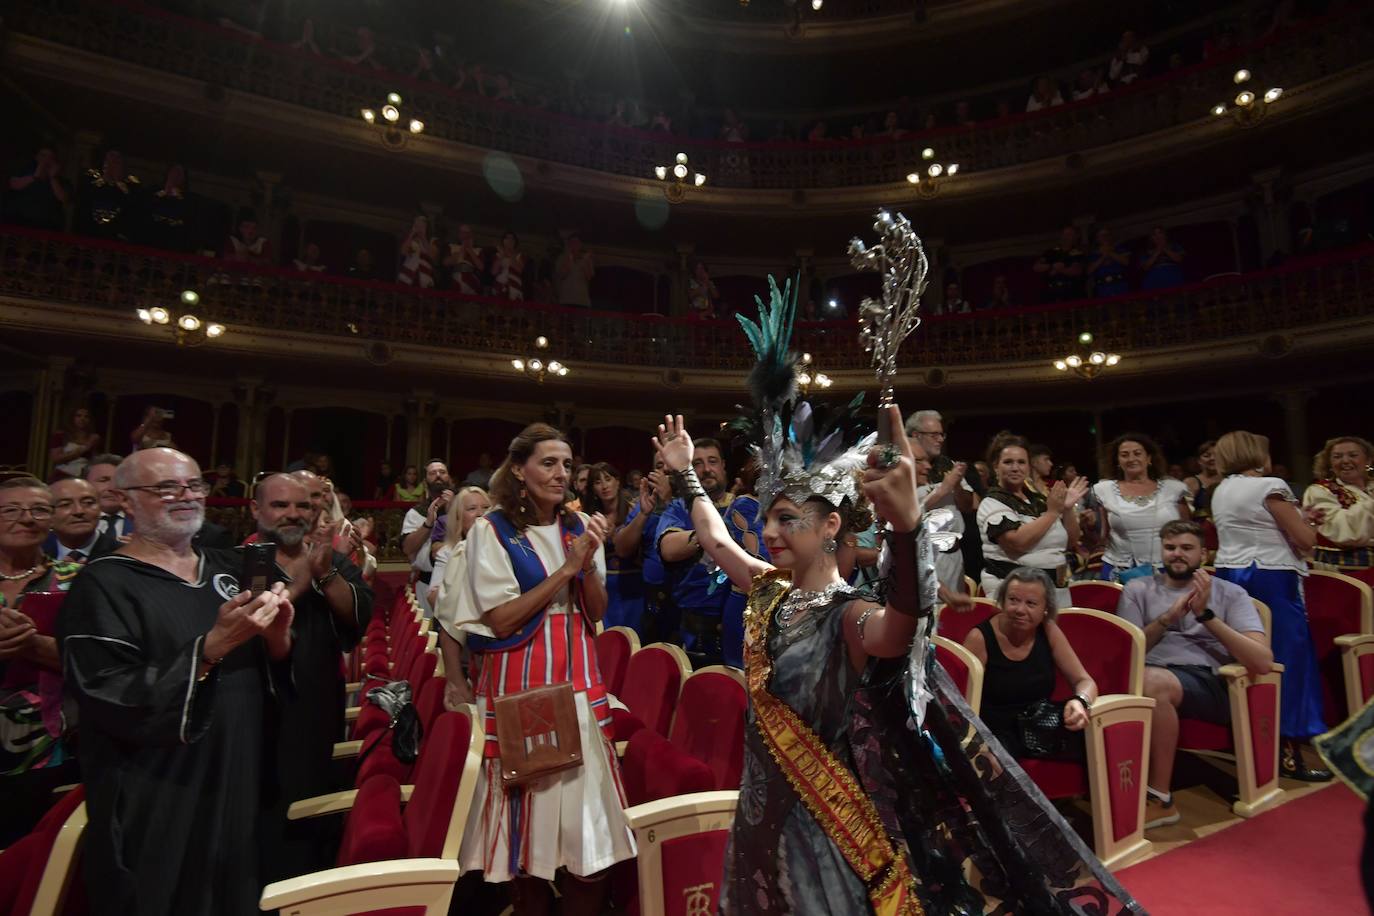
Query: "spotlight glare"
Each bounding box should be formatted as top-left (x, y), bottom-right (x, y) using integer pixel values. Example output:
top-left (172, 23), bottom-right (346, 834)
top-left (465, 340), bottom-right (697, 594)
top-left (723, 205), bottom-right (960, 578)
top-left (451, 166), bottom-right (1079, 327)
top-left (1065, 354), bottom-right (1082, 368)
top-left (812, 0), bottom-right (823, 9)
top-left (1233, 69), bottom-right (1250, 85)
top-left (1105, 353), bottom-right (1121, 366)
top-left (206, 323), bottom-right (225, 338)
top-left (360, 108), bottom-right (376, 123)
top-left (1264, 87), bottom-right (1283, 103)
top-left (654, 165), bottom-right (667, 180)
top-left (178, 314), bottom-right (201, 331)
top-left (947, 163), bottom-right (959, 175)
top-left (512, 359), bottom-right (525, 370)
top-left (382, 105), bottom-right (400, 122)
top-left (1089, 351), bottom-right (1106, 365)
top-left (1053, 359), bottom-right (1068, 371)
top-left (675, 152), bottom-right (687, 164)
top-left (387, 92), bottom-right (402, 104)
top-left (409, 119), bottom-right (425, 134)
top-left (136, 308), bottom-right (152, 323)
top-left (181, 289), bottom-right (200, 306)
top-left (1211, 103), bottom-right (1228, 116)
top-left (673, 163), bottom-right (688, 179)
top-left (535, 335), bottom-right (549, 348)
top-left (906, 172), bottom-right (920, 184)
top-left (1078, 331), bottom-right (1093, 344)
top-left (528, 359), bottom-right (543, 372)
top-left (693, 172), bottom-right (706, 187)
top-left (928, 163), bottom-right (943, 177)
top-left (1235, 90), bottom-right (1255, 107)
top-left (149, 307), bottom-right (170, 324)
top-left (921, 147), bottom-right (934, 160)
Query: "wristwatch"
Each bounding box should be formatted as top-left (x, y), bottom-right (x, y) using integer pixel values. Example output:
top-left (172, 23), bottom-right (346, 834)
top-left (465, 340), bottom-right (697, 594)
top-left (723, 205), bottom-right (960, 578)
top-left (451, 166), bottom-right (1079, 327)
top-left (1195, 607), bottom-right (1216, 623)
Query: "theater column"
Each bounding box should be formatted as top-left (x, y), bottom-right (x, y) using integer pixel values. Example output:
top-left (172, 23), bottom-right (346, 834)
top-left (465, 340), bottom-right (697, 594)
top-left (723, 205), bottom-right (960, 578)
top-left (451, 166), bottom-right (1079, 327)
top-left (27, 358), bottom-right (71, 477)
top-left (1274, 388), bottom-right (1313, 488)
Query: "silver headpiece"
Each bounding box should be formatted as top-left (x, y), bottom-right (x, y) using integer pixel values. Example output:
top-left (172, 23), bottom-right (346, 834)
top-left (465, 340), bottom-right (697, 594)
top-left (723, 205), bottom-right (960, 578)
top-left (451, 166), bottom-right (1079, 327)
top-left (733, 278), bottom-right (874, 511)
top-left (849, 210), bottom-right (930, 409)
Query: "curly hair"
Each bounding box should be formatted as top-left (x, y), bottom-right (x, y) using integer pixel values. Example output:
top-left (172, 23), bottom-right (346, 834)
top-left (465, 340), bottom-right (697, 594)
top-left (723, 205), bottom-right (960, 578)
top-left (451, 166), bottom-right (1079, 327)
top-left (1313, 436), bottom-right (1374, 480)
top-left (1102, 432), bottom-right (1168, 481)
top-left (488, 423), bottom-right (574, 531)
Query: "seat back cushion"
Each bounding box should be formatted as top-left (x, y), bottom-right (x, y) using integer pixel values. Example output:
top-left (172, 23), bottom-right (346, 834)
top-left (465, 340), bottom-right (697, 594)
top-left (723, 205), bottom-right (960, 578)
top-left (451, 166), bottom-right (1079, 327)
top-left (1055, 613), bottom-right (1136, 697)
top-left (620, 648), bottom-right (684, 737)
top-left (596, 629), bottom-right (633, 697)
top-left (668, 672), bottom-right (747, 790)
top-left (404, 710), bottom-right (471, 858)
top-left (338, 775), bottom-right (407, 867)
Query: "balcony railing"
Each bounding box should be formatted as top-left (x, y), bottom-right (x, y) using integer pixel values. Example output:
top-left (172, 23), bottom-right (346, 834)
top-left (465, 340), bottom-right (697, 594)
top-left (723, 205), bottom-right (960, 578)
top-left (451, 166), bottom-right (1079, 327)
top-left (9, 0), bottom-right (1371, 190)
top-left (2, 226), bottom-right (1370, 373)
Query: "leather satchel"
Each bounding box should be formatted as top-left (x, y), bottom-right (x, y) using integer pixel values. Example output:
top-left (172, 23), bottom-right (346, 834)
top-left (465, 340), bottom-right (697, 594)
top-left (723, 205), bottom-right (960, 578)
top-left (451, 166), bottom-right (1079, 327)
top-left (493, 682), bottom-right (583, 786)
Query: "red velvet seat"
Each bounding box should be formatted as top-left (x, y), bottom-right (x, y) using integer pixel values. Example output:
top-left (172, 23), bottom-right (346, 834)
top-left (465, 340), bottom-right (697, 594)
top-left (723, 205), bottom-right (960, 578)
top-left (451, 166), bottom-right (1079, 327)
top-left (351, 649), bottom-right (437, 741)
top-left (621, 792), bottom-right (739, 916)
top-left (0, 786), bottom-right (87, 916)
top-left (1068, 581), bottom-right (1124, 613)
top-left (596, 626), bottom-right (641, 698)
top-left (614, 643), bottom-right (691, 741)
top-left (934, 598), bottom-right (997, 646)
top-left (1304, 570), bottom-right (1373, 722)
top-left (620, 728), bottom-right (716, 808)
top-left (668, 667), bottom-right (747, 790)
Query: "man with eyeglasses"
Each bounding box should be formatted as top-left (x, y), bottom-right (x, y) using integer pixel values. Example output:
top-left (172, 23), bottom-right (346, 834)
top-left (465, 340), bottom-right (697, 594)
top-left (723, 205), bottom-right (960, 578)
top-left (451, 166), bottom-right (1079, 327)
top-left (59, 448), bottom-right (295, 916)
top-left (906, 409), bottom-right (984, 585)
top-left (43, 478), bottom-right (102, 563)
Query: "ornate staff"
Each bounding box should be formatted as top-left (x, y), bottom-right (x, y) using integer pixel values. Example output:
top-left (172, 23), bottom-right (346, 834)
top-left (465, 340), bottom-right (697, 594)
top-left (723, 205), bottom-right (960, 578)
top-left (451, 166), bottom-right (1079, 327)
top-left (848, 210), bottom-right (929, 441)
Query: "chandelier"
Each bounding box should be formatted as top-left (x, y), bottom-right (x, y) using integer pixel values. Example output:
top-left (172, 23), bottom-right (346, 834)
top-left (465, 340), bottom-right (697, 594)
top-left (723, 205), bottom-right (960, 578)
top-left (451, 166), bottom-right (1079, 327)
top-left (361, 92), bottom-right (425, 150)
top-left (795, 352), bottom-right (833, 396)
top-left (1210, 69), bottom-right (1283, 127)
top-left (511, 336), bottom-right (570, 383)
top-left (1053, 331), bottom-right (1120, 380)
top-left (654, 152), bottom-right (706, 203)
top-left (136, 290), bottom-right (226, 347)
top-left (906, 147), bottom-right (960, 199)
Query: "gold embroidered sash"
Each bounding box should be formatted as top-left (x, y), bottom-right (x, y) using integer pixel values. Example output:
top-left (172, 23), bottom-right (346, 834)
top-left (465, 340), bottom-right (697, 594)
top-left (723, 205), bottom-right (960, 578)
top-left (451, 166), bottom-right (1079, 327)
top-left (744, 571), bottom-right (923, 916)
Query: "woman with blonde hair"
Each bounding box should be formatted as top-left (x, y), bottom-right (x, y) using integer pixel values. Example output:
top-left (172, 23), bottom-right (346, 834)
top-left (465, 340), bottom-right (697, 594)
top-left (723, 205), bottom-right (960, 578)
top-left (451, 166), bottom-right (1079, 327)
top-left (1303, 436), bottom-right (1374, 586)
top-left (430, 485), bottom-right (492, 710)
top-left (1211, 430), bottom-right (1330, 780)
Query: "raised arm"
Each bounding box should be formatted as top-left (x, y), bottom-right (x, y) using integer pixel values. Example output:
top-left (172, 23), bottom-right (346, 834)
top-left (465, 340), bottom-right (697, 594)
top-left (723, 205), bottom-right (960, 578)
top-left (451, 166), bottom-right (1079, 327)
top-left (654, 416), bottom-right (771, 591)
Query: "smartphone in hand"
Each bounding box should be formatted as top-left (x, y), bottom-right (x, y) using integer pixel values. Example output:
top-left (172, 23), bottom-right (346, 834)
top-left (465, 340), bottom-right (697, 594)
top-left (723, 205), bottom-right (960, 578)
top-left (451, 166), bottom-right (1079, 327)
top-left (242, 542), bottom-right (276, 594)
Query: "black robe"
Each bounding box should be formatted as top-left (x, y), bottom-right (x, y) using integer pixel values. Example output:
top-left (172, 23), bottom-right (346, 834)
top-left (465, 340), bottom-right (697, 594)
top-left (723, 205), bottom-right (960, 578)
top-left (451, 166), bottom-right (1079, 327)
top-left (261, 550), bottom-right (373, 882)
top-left (58, 549), bottom-right (281, 916)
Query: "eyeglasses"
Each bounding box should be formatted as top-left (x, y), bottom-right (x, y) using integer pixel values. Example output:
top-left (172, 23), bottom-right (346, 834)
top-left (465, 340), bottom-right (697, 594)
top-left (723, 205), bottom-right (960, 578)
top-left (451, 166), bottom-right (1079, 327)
top-left (54, 497), bottom-right (100, 511)
top-left (123, 480), bottom-right (211, 500)
top-left (0, 505), bottom-right (55, 522)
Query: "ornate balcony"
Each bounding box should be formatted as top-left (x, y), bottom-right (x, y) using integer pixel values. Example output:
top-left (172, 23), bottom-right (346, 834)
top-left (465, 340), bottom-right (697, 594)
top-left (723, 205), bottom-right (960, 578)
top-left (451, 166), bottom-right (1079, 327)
top-left (2, 227), bottom-right (1371, 385)
top-left (7, 0), bottom-right (1372, 193)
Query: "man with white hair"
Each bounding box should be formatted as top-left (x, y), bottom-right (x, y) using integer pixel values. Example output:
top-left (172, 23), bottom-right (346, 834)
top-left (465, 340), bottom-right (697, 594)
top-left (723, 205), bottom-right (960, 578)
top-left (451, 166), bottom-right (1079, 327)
top-left (59, 448), bottom-right (294, 916)
top-left (906, 409), bottom-right (980, 590)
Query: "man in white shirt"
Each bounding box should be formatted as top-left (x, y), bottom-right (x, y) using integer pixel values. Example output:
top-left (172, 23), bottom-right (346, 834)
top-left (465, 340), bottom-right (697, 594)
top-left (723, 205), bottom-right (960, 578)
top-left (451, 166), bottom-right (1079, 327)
top-left (45, 478), bottom-right (103, 563)
top-left (1117, 520), bottom-right (1272, 829)
top-left (400, 460), bottom-right (453, 614)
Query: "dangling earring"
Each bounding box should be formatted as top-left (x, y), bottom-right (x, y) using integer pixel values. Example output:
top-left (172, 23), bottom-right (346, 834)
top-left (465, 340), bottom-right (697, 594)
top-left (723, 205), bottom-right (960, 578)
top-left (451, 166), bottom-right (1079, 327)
top-left (822, 536), bottom-right (838, 555)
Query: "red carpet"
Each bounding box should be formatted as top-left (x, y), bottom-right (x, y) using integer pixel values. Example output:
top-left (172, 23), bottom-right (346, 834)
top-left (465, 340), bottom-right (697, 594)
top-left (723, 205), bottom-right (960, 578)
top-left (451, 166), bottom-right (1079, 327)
top-left (1117, 786), bottom-right (1366, 914)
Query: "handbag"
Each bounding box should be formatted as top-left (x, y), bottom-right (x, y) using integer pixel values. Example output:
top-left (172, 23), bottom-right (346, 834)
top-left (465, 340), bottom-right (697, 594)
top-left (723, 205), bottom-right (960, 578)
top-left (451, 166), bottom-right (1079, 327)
top-left (362, 680), bottom-right (424, 764)
top-left (494, 681), bottom-right (583, 786)
top-left (1115, 563), bottom-right (1155, 584)
top-left (1016, 699), bottom-right (1084, 759)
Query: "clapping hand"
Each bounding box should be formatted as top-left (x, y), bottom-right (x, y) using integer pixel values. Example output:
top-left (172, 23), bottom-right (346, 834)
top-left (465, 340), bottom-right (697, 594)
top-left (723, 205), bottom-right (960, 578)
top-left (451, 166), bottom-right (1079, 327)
top-left (564, 513), bottom-right (610, 576)
top-left (204, 583), bottom-right (293, 661)
top-left (0, 607), bottom-right (35, 660)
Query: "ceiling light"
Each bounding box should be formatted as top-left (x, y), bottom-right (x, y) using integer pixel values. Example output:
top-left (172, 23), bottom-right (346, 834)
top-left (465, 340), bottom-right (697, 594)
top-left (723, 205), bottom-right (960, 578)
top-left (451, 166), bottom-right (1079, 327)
top-left (387, 92), bottom-right (402, 105)
top-left (136, 308), bottom-right (152, 323)
top-left (1264, 87), bottom-right (1283, 103)
top-left (1078, 331), bottom-right (1093, 344)
top-left (360, 108), bottom-right (375, 123)
top-left (693, 172), bottom-right (706, 187)
top-left (1233, 69), bottom-right (1251, 84)
top-left (149, 307), bottom-right (170, 324)
top-left (922, 148), bottom-right (934, 160)
top-left (1235, 90), bottom-right (1255, 107)
top-left (205, 323), bottom-right (225, 338)
top-left (178, 314), bottom-right (201, 331)
top-left (654, 165), bottom-right (667, 180)
top-left (181, 289), bottom-right (200, 306)
top-left (382, 105), bottom-right (400, 122)
top-left (906, 172), bottom-right (920, 184)
top-left (409, 119), bottom-right (425, 134)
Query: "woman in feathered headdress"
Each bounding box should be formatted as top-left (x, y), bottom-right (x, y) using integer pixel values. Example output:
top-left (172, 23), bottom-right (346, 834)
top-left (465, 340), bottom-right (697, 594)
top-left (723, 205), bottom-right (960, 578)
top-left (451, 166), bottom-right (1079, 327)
top-left (653, 276), bottom-right (1143, 915)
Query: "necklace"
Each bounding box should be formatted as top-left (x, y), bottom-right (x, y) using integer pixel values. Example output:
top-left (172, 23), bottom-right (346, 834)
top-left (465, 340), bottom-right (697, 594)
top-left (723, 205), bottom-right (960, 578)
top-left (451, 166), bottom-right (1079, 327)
top-left (777, 582), bottom-right (852, 627)
top-left (0, 564), bottom-right (42, 581)
top-left (1115, 480), bottom-right (1158, 507)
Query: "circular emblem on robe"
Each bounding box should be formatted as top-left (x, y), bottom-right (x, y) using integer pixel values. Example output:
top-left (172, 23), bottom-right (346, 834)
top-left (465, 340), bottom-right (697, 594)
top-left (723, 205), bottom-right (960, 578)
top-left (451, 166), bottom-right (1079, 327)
top-left (212, 573), bottom-right (242, 601)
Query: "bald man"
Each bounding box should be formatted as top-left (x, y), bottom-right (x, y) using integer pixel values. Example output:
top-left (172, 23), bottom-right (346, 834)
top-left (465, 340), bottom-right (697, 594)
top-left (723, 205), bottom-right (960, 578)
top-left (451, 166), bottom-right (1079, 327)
top-left (252, 473), bottom-right (373, 881)
top-left (59, 448), bottom-right (294, 916)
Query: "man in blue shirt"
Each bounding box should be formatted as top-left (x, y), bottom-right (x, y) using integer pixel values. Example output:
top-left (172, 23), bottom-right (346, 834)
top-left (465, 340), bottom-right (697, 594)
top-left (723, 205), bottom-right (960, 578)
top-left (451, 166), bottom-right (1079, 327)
top-left (657, 437), bottom-right (735, 665)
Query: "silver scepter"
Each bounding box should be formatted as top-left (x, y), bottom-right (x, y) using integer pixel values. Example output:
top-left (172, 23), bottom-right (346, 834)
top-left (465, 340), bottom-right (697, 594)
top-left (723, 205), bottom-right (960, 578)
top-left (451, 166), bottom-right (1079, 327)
top-left (848, 210), bottom-right (929, 436)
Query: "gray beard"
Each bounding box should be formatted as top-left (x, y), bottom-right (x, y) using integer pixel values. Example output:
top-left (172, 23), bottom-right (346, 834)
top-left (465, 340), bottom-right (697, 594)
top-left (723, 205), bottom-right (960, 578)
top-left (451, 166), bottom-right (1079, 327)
top-left (140, 503), bottom-right (205, 543)
top-left (261, 523), bottom-right (306, 547)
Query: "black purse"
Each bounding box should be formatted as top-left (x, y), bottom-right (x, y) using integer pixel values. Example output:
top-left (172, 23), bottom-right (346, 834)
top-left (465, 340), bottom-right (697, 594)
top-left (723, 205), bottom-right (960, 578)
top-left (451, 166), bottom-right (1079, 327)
top-left (1016, 699), bottom-right (1084, 759)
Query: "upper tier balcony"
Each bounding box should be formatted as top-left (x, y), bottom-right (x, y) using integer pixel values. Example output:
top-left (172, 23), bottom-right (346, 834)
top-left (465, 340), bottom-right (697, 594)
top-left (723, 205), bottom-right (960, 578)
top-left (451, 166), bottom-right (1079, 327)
top-left (3, 226), bottom-right (1371, 396)
top-left (5, 0), bottom-right (1372, 204)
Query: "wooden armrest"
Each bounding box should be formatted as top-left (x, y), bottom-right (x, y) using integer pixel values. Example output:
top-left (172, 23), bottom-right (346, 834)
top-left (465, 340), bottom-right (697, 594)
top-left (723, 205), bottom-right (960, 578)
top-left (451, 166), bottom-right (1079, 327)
top-left (344, 680), bottom-right (363, 693)
top-left (1217, 662), bottom-right (1285, 681)
top-left (1087, 693), bottom-right (1155, 718)
top-left (332, 739), bottom-right (364, 760)
top-left (288, 785), bottom-right (415, 820)
top-left (259, 858), bottom-right (460, 911)
top-left (288, 789), bottom-right (359, 820)
top-left (615, 740), bottom-right (628, 758)
top-left (344, 706), bottom-right (360, 722)
top-left (1336, 634), bottom-right (1374, 649)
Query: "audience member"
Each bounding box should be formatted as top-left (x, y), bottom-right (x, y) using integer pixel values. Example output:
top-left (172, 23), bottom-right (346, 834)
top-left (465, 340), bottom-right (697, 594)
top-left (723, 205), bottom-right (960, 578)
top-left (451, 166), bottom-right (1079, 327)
top-left (0, 477), bottom-right (81, 846)
top-left (1034, 226), bottom-right (1086, 302)
top-left (657, 436), bottom-right (735, 663)
top-left (399, 459), bottom-right (453, 610)
top-left (1072, 68), bottom-right (1109, 101)
top-left (1140, 226), bottom-right (1185, 289)
top-left (555, 233), bottom-right (596, 308)
top-left (1093, 433), bottom-right (1189, 582)
top-left (953, 100), bottom-right (976, 127)
top-left (688, 261), bottom-right (721, 319)
top-left (60, 448), bottom-right (294, 916)
top-left (1027, 442), bottom-right (1055, 497)
top-left (463, 452), bottom-right (495, 489)
top-left (130, 405), bottom-right (175, 451)
top-left (77, 149), bottom-right (139, 241)
top-left (492, 231), bottom-right (526, 300)
top-left (910, 440), bottom-right (973, 609)
top-left (1184, 439), bottom-right (1222, 521)
top-left (1087, 227), bottom-right (1131, 297)
top-left (1109, 29), bottom-right (1151, 84)
top-left (347, 247), bottom-right (378, 280)
top-left (1026, 76), bottom-right (1065, 112)
top-left (430, 485), bottom-right (491, 709)
top-left (373, 461), bottom-right (397, 499)
top-left (397, 215), bottom-right (437, 288)
top-left (983, 274), bottom-right (1013, 310)
top-left (1211, 430), bottom-right (1330, 781)
top-left (251, 473), bottom-right (372, 880)
top-left (964, 567), bottom-right (1096, 759)
top-left (5, 147), bottom-right (70, 231)
top-left (1303, 436), bottom-right (1374, 578)
top-left (225, 210), bottom-right (270, 267)
top-left (44, 478), bottom-right (102, 563)
top-left (209, 462), bottom-right (246, 497)
top-left (615, 453), bottom-right (672, 640)
top-left (445, 223), bottom-right (484, 295)
top-left (978, 433), bottom-right (1086, 606)
top-left (85, 453), bottom-right (133, 545)
top-left (906, 409), bottom-right (978, 596)
top-left (393, 464), bottom-right (426, 502)
top-left (940, 281), bottom-right (972, 314)
top-left (48, 406), bottom-right (102, 480)
top-left (292, 240), bottom-right (326, 273)
top-left (1118, 520), bottom-right (1271, 828)
top-left (145, 163), bottom-right (190, 251)
top-left (585, 463), bottom-right (643, 631)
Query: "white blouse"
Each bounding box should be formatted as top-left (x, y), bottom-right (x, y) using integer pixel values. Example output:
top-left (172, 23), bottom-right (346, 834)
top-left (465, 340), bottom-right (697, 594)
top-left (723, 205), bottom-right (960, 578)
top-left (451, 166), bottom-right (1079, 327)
top-left (1093, 478), bottom-right (1188, 568)
top-left (977, 494), bottom-right (1068, 571)
top-left (456, 513), bottom-right (608, 634)
top-left (1212, 475), bottom-right (1306, 573)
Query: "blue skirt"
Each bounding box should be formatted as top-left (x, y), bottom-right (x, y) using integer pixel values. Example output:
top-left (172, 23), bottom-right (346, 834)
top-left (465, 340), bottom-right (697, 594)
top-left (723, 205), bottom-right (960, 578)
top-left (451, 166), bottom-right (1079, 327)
top-left (1215, 564), bottom-right (1327, 738)
top-left (604, 569), bottom-right (645, 633)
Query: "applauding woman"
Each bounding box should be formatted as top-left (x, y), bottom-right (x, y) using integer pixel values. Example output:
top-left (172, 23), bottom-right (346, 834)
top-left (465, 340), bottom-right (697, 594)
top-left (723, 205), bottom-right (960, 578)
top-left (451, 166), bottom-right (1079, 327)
top-left (456, 424), bottom-right (634, 916)
top-left (978, 432), bottom-right (1088, 606)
